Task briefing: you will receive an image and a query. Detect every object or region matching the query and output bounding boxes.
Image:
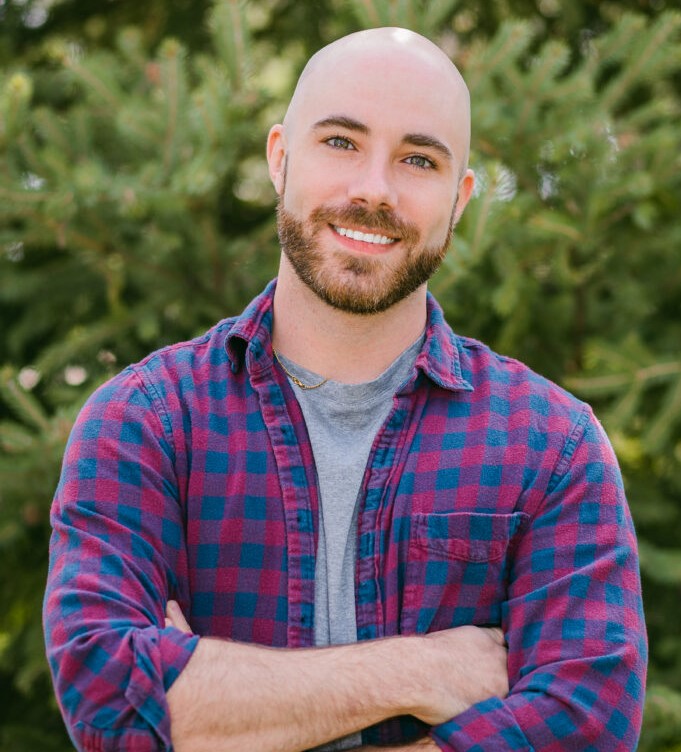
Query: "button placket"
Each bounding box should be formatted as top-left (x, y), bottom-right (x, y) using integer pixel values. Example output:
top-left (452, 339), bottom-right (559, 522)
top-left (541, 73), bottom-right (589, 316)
top-left (355, 401), bottom-right (404, 641)
top-left (249, 350), bottom-right (319, 649)
top-left (355, 391), bottom-right (429, 642)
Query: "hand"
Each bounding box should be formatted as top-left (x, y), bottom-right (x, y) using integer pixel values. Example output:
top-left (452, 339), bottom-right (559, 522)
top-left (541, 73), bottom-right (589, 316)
top-left (411, 625), bottom-right (509, 725)
top-left (166, 600), bottom-right (193, 633)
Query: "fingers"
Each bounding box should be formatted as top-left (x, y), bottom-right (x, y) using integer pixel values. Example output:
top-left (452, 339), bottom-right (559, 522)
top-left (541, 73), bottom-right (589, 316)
top-left (165, 600), bottom-right (193, 634)
top-left (484, 626), bottom-right (506, 646)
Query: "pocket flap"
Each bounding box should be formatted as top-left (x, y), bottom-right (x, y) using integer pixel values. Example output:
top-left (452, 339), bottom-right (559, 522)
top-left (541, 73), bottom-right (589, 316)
top-left (412, 511), bottom-right (529, 562)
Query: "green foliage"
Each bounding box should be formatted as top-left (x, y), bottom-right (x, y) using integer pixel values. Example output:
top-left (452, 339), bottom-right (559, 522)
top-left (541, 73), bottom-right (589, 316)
top-left (641, 686), bottom-right (681, 752)
top-left (0, 12), bottom-right (282, 377)
top-left (1, 0), bottom-right (680, 748)
top-left (437, 10), bottom-right (681, 374)
top-left (345, 0), bottom-right (460, 35)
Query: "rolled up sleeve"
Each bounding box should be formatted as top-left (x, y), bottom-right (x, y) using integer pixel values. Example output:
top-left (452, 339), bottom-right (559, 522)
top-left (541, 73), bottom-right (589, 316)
top-left (44, 368), bottom-right (199, 752)
top-left (430, 409), bottom-right (647, 751)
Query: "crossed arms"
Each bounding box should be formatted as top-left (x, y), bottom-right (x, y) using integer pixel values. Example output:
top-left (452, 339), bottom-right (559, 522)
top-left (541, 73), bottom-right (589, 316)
top-left (164, 600), bottom-right (508, 751)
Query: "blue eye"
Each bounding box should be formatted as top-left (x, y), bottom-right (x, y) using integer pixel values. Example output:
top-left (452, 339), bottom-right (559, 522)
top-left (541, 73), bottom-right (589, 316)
top-left (405, 155), bottom-right (435, 169)
top-left (326, 136), bottom-right (355, 150)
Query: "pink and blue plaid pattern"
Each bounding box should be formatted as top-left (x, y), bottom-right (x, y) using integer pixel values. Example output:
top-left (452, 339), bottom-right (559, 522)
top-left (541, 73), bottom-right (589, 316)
top-left (44, 280), bottom-right (646, 751)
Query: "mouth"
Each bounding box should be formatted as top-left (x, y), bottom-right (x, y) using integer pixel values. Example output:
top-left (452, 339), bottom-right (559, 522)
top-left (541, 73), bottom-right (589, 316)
top-left (331, 224), bottom-right (398, 247)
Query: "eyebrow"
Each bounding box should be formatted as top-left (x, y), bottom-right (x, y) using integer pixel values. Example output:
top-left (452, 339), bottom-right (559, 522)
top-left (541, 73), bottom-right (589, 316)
top-left (403, 132), bottom-right (453, 161)
top-left (312, 115), bottom-right (453, 161)
top-left (312, 115), bottom-right (369, 134)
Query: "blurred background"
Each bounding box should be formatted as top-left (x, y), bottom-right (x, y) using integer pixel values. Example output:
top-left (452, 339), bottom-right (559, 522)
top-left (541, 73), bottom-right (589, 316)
top-left (0, 0), bottom-right (679, 749)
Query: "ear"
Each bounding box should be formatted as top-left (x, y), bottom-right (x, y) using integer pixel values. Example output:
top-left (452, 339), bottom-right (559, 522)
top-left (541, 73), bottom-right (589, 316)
top-left (267, 124), bottom-right (287, 195)
top-left (453, 169), bottom-right (475, 223)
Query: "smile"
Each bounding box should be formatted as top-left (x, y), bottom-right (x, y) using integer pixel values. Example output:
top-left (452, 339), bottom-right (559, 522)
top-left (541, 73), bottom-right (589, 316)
top-left (331, 225), bottom-right (397, 245)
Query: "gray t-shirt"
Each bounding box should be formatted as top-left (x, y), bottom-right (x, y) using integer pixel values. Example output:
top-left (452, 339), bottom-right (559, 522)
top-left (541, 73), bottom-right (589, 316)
top-left (276, 335), bottom-right (423, 750)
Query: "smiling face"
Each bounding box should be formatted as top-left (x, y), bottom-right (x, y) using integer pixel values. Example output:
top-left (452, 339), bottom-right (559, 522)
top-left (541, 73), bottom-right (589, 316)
top-left (267, 28), bottom-right (474, 315)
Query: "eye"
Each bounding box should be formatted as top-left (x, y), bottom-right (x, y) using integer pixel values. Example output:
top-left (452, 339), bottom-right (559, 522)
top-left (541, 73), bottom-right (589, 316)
top-left (405, 154), bottom-right (436, 170)
top-left (325, 135), bottom-right (355, 150)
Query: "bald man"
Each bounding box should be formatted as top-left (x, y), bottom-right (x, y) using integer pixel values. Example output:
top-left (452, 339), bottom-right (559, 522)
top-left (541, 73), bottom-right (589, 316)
top-left (45, 28), bottom-right (646, 752)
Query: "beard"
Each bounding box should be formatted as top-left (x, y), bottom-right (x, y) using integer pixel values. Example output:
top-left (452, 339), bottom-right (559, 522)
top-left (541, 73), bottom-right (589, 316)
top-left (276, 200), bottom-right (456, 315)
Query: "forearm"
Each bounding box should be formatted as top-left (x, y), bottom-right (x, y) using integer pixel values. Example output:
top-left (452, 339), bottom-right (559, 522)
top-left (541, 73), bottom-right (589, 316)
top-left (167, 633), bottom-right (423, 752)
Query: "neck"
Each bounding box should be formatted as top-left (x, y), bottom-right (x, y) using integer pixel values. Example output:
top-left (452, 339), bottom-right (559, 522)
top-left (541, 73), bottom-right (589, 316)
top-left (272, 256), bottom-right (428, 384)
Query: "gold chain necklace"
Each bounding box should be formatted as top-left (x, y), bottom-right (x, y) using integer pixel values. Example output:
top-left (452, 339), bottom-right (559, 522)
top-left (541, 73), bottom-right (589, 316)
top-left (272, 349), bottom-right (329, 390)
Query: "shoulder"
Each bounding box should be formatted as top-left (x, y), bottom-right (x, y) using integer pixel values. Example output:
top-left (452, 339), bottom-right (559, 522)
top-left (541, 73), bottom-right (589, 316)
top-left (452, 334), bottom-right (597, 455)
top-left (136, 316), bottom-right (237, 385)
top-left (80, 317), bottom-right (239, 424)
top-left (457, 334), bottom-right (587, 412)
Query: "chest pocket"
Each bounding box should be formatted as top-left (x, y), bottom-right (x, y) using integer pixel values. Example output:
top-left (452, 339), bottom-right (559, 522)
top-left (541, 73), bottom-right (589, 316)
top-left (400, 511), bottom-right (528, 634)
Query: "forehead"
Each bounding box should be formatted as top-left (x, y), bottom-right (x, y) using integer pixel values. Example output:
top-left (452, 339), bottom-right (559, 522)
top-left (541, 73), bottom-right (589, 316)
top-left (289, 46), bottom-right (468, 156)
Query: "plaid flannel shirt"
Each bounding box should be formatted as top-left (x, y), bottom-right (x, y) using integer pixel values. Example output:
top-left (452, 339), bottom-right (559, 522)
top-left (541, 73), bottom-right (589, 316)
top-left (44, 280), bottom-right (647, 751)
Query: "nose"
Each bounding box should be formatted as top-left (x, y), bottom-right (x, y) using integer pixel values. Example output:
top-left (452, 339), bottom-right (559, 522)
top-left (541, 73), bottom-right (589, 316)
top-left (347, 153), bottom-right (397, 211)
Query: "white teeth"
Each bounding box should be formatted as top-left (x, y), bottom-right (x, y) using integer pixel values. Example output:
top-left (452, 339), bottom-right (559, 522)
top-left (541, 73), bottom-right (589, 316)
top-left (333, 226), bottom-right (396, 245)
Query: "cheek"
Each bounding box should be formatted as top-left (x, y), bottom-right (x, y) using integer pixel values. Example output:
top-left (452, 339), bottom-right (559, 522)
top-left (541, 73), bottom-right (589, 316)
top-left (427, 190), bottom-right (459, 235)
top-left (399, 181), bottom-right (457, 232)
top-left (284, 156), bottom-right (341, 200)
top-left (282, 178), bottom-right (326, 216)
top-left (416, 204), bottom-right (455, 243)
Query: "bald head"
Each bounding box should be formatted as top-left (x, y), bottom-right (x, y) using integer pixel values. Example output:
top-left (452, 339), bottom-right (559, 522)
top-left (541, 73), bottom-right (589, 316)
top-left (283, 27), bottom-right (471, 168)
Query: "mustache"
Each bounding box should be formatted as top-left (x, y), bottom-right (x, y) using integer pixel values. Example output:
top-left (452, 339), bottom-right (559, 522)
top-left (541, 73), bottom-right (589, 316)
top-left (308, 204), bottom-right (420, 245)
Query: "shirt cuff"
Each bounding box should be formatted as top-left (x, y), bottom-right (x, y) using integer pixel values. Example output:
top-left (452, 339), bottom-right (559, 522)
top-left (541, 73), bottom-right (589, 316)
top-left (70, 626), bottom-right (199, 752)
top-left (430, 697), bottom-right (534, 751)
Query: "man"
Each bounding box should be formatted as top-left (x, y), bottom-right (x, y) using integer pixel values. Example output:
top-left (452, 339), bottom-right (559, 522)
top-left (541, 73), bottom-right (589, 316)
top-left (44, 27), bottom-right (647, 752)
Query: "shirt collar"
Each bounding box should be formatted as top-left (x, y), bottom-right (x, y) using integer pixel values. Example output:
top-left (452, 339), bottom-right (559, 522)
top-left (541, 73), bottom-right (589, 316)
top-left (224, 279), bottom-right (276, 374)
top-left (225, 279), bottom-right (473, 392)
top-left (418, 292), bottom-right (474, 392)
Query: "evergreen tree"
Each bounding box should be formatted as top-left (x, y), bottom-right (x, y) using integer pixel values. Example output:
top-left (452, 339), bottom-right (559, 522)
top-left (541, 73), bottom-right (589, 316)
top-left (1, 1), bottom-right (679, 747)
